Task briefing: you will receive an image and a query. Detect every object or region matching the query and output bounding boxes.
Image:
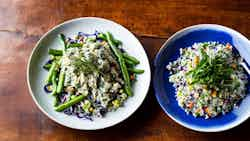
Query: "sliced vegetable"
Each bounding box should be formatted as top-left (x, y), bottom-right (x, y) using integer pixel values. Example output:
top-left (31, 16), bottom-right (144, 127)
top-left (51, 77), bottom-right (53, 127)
top-left (46, 62), bottom-right (57, 84)
top-left (128, 68), bottom-right (144, 74)
top-left (53, 96), bottom-right (59, 107)
top-left (51, 71), bottom-right (58, 95)
top-left (123, 53), bottom-right (140, 65)
top-left (43, 63), bottom-right (52, 70)
top-left (48, 49), bottom-right (63, 56)
top-left (55, 95), bottom-right (85, 112)
top-left (124, 59), bottom-right (136, 66)
top-left (56, 71), bottom-right (65, 94)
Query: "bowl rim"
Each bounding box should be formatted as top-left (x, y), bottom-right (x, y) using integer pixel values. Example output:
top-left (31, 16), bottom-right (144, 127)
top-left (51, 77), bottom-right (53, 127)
top-left (26, 17), bottom-right (151, 130)
top-left (154, 24), bottom-right (250, 132)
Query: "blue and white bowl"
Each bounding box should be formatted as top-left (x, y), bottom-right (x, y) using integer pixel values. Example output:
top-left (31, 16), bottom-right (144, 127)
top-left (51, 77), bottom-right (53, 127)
top-left (154, 24), bottom-right (250, 132)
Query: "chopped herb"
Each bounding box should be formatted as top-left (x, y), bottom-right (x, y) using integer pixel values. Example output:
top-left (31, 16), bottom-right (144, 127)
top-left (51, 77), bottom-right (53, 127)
top-left (71, 57), bottom-right (100, 74)
top-left (187, 49), bottom-right (233, 89)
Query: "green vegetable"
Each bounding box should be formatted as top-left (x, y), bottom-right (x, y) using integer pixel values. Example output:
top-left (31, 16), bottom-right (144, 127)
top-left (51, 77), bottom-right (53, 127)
top-left (50, 55), bottom-right (62, 62)
top-left (48, 49), bottom-right (63, 56)
top-left (55, 95), bottom-right (85, 112)
top-left (53, 96), bottom-right (59, 107)
top-left (127, 68), bottom-right (144, 74)
top-left (97, 33), bottom-right (107, 40)
top-left (98, 33), bottom-right (122, 46)
top-left (51, 71), bottom-right (57, 95)
top-left (125, 59), bottom-right (136, 66)
top-left (187, 49), bottom-right (233, 89)
top-left (67, 43), bottom-right (83, 48)
top-left (43, 63), bottom-right (52, 70)
top-left (59, 34), bottom-right (67, 50)
top-left (106, 32), bottom-right (132, 96)
top-left (70, 95), bottom-right (76, 100)
top-left (123, 53), bottom-right (140, 65)
top-left (56, 71), bottom-right (65, 94)
top-left (46, 62), bottom-right (57, 84)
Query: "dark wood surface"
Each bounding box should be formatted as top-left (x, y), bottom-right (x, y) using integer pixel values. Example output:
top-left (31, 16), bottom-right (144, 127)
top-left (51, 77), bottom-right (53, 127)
top-left (1, 0), bottom-right (250, 140)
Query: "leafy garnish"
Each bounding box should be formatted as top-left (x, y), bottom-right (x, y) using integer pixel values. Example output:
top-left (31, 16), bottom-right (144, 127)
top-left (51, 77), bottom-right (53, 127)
top-left (71, 57), bottom-right (100, 74)
top-left (187, 49), bottom-right (233, 89)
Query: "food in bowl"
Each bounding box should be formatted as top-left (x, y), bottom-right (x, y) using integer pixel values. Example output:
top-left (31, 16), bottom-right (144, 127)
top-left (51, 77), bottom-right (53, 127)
top-left (43, 31), bottom-right (144, 120)
top-left (166, 42), bottom-right (248, 119)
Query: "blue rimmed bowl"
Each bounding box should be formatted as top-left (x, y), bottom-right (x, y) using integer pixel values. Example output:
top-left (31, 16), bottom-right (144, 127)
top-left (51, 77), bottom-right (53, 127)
top-left (153, 24), bottom-right (250, 132)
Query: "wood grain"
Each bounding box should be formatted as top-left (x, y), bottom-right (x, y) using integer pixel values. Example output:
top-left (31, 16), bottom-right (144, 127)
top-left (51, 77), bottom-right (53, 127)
top-left (1, 0), bottom-right (250, 141)
top-left (1, 0), bottom-right (250, 38)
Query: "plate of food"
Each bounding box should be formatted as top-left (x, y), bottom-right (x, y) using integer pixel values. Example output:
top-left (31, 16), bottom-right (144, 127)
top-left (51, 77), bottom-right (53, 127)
top-left (154, 24), bottom-right (250, 132)
top-left (27, 17), bottom-right (151, 130)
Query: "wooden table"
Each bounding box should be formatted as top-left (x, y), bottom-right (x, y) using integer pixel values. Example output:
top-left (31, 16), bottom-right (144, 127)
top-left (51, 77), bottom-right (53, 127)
top-left (1, 0), bottom-right (250, 140)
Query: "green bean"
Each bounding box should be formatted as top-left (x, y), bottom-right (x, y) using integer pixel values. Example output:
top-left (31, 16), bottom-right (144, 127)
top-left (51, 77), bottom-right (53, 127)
top-left (67, 43), bottom-right (83, 48)
top-left (56, 71), bottom-right (65, 94)
top-left (48, 49), bottom-right (63, 56)
top-left (51, 71), bottom-right (57, 95)
top-left (46, 62), bottom-right (57, 84)
top-left (105, 33), bottom-right (121, 59)
top-left (127, 68), bottom-right (144, 74)
top-left (109, 34), bottom-right (122, 46)
top-left (125, 58), bottom-right (136, 66)
top-left (106, 32), bottom-right (132, 96)
top-left (123, 53), bottom-right (140, 65)
top-left (113, 39), bottom-right (122, 46)
top-left (98, 33), bottom-right (121, 46)
top-left (70, 95), bottom-right (76, 100)
top-left (55, 95), bottom-right (85, 112)
top-left (52, 70), bottom-right (59, 106)
top-left (50, 56), bottom-right (62, 62)
top-left (59, 34), bottom-right (67, 49)
top-left (121, 58), bottom-right (132, 96)
top-left (43, 63), bottom-right (52, 70)
top-left (97, 33), bottom-right (107, 40)
top-left (53, 96), bottom-right (59, 107)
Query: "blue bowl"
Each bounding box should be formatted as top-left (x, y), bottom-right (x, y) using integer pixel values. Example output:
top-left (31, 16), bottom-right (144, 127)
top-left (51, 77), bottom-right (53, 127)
top-left (154, 24), bottom-right (250, 132)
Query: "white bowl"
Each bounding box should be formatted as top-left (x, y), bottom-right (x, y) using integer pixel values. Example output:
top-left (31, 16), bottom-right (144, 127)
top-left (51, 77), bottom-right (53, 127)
top-left (27, 17), bottom-right (151, 130)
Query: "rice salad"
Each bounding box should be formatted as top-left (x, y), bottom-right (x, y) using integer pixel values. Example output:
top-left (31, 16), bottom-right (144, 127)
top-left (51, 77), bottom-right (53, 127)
top-left (60, 39), bottom-right (127, 118)
top-left (166, 42), bottom-right (248, 119)
top-left (43, 31), bottom-right (144, 120)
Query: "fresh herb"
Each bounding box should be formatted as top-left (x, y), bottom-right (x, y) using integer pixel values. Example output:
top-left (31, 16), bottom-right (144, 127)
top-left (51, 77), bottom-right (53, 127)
top-left (187, 49), bottom-right (233, 89)
top-left (71, 57), bottom-right (100, 74)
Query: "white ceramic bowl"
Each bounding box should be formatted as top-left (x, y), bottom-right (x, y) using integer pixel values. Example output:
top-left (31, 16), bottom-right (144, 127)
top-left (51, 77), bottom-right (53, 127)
top-left (27, 17), bottom-right (151, 130)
